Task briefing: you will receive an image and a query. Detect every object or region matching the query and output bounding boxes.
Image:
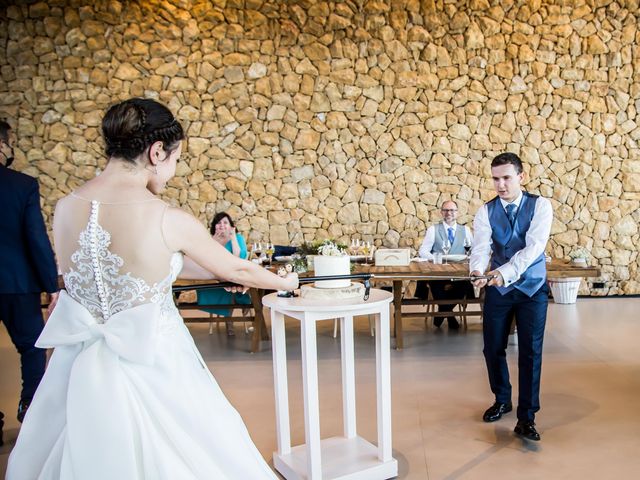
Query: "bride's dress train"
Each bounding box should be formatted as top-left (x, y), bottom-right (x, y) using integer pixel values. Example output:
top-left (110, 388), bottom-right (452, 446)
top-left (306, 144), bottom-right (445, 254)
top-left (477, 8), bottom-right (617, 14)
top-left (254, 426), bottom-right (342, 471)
top-left (7, 199), bottom-right (277, 479)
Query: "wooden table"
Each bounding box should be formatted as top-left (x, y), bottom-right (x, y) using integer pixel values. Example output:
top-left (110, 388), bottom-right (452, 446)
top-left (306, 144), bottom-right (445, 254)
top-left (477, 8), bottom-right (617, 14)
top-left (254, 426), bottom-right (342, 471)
top-left (347, 259), bottom-right (601, 349)
top-left (173, 259), bottom-right (600, 352)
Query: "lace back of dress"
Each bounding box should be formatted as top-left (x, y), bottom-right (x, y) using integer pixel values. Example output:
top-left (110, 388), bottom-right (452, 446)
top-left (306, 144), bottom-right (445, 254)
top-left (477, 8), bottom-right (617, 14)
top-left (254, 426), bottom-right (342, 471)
top-left (59, 197), bottom-right (179, 322)
top-left (87, 201), bottom-right (111, 319)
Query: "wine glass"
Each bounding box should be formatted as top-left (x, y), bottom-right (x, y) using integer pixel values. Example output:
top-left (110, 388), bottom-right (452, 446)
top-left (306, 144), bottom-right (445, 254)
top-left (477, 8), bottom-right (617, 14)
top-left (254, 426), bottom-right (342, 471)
top-left (361, 242), bottom-right (370, 265)
top-left (260, 243), bottom-right (271, 266)
top-left (266, 243), bottom-right (275, 264)
top-left (253, 242), bottom-right (263, 263)
top-left (442, 237), bottom-right (451, 265)
top-left (464, 237), bottom-right (472, 258)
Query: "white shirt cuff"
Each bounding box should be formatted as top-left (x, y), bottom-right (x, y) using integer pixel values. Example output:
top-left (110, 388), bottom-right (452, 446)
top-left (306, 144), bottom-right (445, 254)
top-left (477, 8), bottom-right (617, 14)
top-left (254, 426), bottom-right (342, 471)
top-left (496, 263), bottom-right (518, 286)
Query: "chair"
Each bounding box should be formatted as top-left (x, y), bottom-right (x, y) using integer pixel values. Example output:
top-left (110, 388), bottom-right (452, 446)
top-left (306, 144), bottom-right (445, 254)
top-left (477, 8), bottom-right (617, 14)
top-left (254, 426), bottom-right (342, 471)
top-left (459, 286), bottom-right (484, 329)
top-left (422, 286), bottom-right (436, 328)
top-left (178, 291), bottom-right (256, 336)
top-left (421, 281), bottom-right (485, 330)
top-left (208, 307), bottom-right (254, 335)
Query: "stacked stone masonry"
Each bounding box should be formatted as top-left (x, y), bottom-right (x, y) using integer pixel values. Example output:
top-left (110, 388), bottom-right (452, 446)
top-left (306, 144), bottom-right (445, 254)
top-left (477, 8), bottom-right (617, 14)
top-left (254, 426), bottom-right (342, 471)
top-left (1, 0), bottom-right (639, 294)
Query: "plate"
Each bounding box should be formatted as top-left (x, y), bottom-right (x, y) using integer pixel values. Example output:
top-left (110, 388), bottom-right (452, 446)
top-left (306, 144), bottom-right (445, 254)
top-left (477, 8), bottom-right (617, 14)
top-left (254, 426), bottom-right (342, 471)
top-left (442, 254), bottom-right (467, 262)
top-left (274, 256), bottom-right (293, 262)
top-left (349, 255), bottom-right (369, 261)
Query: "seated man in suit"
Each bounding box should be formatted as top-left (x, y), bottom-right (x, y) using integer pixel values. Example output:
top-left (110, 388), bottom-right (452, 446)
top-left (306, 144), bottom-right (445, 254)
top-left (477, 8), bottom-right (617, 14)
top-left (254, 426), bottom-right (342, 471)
top-left (0, 120), bottom-right (58, 445)
top-left (415, 200), bottom-right (474, 329)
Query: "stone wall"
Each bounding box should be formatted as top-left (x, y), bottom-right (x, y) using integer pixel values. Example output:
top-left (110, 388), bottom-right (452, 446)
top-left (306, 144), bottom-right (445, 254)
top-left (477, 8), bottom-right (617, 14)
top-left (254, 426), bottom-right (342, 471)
top-left (1, 0), bottom-right (639, 294)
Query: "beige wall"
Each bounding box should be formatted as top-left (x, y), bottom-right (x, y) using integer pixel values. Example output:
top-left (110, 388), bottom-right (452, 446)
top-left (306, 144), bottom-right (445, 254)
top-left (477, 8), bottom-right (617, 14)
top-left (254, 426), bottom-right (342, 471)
top-left (1, 0), bottom-right (639, 294)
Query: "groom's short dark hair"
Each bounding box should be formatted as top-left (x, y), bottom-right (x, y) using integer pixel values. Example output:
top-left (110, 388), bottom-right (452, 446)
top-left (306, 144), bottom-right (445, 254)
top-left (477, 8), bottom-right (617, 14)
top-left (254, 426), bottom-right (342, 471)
top-left (491, 152), bottom-right (523, 174)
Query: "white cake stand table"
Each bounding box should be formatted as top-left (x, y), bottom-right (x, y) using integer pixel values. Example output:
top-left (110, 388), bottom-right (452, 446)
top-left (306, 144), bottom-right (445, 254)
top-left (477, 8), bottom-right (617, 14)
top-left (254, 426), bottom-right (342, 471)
top-left (263, 289), bottom-right (397, 480)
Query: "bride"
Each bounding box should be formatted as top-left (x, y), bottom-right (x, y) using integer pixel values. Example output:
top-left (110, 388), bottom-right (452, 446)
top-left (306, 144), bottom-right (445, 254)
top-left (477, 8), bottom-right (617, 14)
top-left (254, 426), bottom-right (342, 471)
top-left (6, 98), bottom-right (298, 479)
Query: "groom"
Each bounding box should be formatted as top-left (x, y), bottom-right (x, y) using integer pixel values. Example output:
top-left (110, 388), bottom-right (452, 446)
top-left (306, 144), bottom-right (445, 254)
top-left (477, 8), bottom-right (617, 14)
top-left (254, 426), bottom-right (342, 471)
top-left (470, 152), bottom-right (552, 441)
top-left (0, 120), bottom-right (58, 442)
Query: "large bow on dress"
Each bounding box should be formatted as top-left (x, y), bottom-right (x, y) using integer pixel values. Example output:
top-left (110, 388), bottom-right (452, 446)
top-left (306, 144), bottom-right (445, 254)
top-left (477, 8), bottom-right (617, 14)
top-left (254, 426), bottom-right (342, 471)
top-left (29, 290), bottom-right (164, 478)
top-left (37, 290), bottom-right (161, 365)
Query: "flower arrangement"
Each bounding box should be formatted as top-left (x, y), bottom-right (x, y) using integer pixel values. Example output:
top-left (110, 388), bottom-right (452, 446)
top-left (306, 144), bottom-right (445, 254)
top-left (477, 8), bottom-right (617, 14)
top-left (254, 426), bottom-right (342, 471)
top-left (568, 247), bottom-right (590, 265)
top-left (317, 240), bottom-right (347, 257)
top-left (298, 239), bottom-right (348, 256)
top-left (296, 239), bottom-right (351, 272)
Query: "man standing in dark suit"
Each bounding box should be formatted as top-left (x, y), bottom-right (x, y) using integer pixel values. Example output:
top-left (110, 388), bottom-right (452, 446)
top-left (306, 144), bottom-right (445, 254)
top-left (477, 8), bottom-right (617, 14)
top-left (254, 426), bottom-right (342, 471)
top-left (0, 120), bottom-right (59, 444)
top-left (470, 152), bottom-right (553, 441)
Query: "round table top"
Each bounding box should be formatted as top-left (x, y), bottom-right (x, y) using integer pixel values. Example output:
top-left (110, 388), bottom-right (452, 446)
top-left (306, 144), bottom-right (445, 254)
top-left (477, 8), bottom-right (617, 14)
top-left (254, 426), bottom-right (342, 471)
top-left (262, 288), bottom-right (392, 313)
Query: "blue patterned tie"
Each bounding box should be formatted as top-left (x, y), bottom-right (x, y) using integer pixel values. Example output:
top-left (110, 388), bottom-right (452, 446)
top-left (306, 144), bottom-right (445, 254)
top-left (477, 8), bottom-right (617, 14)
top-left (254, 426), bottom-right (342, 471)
top-left (447, 227), bottom-right (455, 245)
top-left (506, 203), bottom-right (517, 226)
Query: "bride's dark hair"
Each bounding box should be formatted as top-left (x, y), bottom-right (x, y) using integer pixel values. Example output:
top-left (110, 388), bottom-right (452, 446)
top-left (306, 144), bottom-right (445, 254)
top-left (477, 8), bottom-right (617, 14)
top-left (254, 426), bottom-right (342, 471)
top-left (102, 98), bottom-right (185, 162)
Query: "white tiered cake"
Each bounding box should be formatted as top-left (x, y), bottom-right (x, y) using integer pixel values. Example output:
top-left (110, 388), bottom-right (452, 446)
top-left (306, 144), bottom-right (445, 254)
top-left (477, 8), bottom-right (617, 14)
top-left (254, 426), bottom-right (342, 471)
top-left (301, 255), bottom-right (363, 300)
top-left (313, 255), bottom-right (350, 288)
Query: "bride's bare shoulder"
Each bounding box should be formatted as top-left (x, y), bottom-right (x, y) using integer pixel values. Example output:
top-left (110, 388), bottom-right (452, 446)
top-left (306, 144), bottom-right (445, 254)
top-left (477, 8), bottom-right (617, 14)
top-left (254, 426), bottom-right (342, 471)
top-left (53, 190), bottom-right (90, 214)
top-left (161, 204), bottom-right (210, 250)
top-left (53, 193), bottom-right (75, 215)
top-left (162, 203), bottom-right (199, 226)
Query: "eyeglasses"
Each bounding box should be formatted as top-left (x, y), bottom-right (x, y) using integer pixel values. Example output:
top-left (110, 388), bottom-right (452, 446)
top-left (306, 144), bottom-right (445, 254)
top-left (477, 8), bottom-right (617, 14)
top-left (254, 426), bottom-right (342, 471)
top-left (441, 209), bottom-right (457, 213)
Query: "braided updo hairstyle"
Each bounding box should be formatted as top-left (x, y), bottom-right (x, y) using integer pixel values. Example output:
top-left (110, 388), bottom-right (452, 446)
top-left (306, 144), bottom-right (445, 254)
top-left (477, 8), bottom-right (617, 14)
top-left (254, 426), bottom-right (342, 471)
top-left (102, 98), bottom-right (185, 162)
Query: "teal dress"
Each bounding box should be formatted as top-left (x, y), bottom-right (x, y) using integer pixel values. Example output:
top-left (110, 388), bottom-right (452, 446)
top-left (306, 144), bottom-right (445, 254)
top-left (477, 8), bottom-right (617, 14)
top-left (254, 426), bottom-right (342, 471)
top-left (196, 234), bottom-right (252, 316)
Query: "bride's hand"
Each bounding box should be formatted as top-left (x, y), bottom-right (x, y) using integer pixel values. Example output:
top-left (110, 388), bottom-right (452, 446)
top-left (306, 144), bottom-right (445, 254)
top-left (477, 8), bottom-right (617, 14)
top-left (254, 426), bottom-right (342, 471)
top-left (224, 285), bottom-right (249, 294)
top-left (282, 272), bottom-right (299, 291)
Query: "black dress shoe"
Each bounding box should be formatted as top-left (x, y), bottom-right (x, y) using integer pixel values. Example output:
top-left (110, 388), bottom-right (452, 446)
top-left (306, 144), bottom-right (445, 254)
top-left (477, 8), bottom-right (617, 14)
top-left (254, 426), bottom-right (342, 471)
top-left (447, 317), bottom-right (460, 329)
top-left (17, 399), bottom-right (31, 423)
top-left (434, 317), bottom-right (444, 328)
top-left (514, 420), bottom-right (541, 441)
top-left (483, 401), bottom-right (512, 422)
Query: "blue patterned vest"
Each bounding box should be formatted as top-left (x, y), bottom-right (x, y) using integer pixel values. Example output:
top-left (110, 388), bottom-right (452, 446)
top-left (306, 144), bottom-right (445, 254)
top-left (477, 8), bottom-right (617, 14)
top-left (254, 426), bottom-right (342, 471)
top-left (487, 192), bottom-right (546, 297)
top-left (432, 224), bottom-right (465, 255)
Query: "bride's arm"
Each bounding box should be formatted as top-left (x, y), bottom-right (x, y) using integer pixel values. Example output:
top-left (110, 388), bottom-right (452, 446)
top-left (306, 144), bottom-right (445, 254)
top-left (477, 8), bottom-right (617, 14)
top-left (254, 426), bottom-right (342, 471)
top-left (179, 256), bottom-right (217, 280)
top-left (163, 207), bottom-right (297, 291)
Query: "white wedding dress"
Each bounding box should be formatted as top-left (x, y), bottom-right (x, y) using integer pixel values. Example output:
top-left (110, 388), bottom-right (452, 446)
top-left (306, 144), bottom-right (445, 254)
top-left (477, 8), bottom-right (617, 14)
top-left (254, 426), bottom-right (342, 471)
top-left (7, 198), bottom-right (277, 479)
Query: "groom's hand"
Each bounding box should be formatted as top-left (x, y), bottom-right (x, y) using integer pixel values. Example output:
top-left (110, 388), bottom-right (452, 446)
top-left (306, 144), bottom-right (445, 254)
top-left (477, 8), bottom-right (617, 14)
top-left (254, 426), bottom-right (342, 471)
top-left (471, 270), bottom-right (487, 288)
top-left (46, 291), bottom-right (60, 319)
top-left (487, 270), bottom-right (504, 287)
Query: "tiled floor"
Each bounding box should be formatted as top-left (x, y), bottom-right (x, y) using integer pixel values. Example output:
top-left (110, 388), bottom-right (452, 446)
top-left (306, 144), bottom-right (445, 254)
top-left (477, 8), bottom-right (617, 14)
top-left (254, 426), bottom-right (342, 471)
top-left (1, 298), bottom-right (639, 479)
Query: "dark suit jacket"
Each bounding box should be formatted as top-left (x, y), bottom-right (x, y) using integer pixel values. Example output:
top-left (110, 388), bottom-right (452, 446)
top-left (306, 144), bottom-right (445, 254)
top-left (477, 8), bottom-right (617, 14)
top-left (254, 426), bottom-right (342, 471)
top-left (0, 165), bottom-right (58, 294)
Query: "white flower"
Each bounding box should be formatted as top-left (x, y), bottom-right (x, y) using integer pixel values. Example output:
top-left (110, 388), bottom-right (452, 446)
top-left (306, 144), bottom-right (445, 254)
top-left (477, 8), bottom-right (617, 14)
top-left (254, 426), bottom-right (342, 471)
top-left (318, 241), bottom-right (346, 257)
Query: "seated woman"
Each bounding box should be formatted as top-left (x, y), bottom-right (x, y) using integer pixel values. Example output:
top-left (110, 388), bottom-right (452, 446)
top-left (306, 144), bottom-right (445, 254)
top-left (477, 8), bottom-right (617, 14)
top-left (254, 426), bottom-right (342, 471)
top-left (197, 212), bottom-right (251, 336)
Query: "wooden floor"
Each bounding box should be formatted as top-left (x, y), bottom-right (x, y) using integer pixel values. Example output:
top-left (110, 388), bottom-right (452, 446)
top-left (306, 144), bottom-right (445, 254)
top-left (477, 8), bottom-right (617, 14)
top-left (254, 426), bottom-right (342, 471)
top-left (1, 297), bottom-right (639, 479)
